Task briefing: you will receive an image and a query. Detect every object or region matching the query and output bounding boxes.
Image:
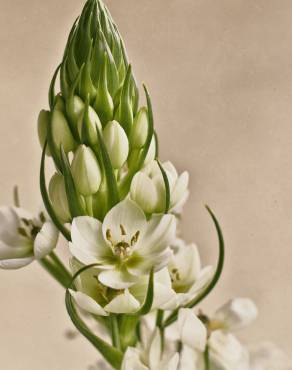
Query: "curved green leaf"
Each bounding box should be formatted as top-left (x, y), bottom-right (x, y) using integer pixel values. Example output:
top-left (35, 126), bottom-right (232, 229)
top-left (39, 143), bottom-right (71, 241)
top-left (65, 291), bottom-right (123, 370)
top-left (157, 160), bottom-right (170, 213)
top-left (60, 146), bottom-right (86, 217)
top-left (66, 262), bottom-right (123, 369)
top-left (163, 206), bottom-right (225, 328)
top-left (135, 268), bottom-right (154, 316)
top-left (49, 64), bottom-right (61, 111)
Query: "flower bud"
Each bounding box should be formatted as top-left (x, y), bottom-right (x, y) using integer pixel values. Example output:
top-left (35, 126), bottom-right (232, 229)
top-left (37, 110), bottom-right (51, 156)
top-left (77, 105), bottom-right (102, 145)
top-left (213, 298), bottom-right (258, 331)
top-left (51, 108), bottom-right (76, 153)
top-left (103, 120), bottom-right (129, 169)
top-left (67, 95), bottom-right (85, 125)
top-left (130, 107), bottom-right (148, 148)
top-left (71, 145), bottom-right (102, 196)
top-left (49, 173), bottom-right (71, 223)
top-left (54, 94), bottom-right (65, 111)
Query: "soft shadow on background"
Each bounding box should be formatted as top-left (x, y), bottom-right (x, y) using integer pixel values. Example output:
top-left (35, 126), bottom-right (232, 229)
top-left (0, 0), bottom-right (291, 368)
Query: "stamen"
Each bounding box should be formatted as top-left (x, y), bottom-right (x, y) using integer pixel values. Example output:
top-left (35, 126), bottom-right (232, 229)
top-left (18, 227), bottom-right (29, 238)
top-left (130, 231), bottom-right (140, 246)
top-left (106, 229), bottom-right (113, 245)
top-left (120, 224), bottom-right (127, 236)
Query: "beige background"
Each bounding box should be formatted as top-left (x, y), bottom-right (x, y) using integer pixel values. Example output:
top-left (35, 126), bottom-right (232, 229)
top-left (0, 0), bottom-right (292, 368)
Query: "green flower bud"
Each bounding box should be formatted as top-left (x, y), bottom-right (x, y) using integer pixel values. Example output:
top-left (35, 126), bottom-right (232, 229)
top-left (51, 108), bottom-right (76, 153)
top-left (77, 105), bottom-right (102, 145)
top-left (103, 120), bottom-right (129, 169)
top-left (94, 56), bottom-right (114, 125)
top-left (49, 173), bottom-right (71, 223)
top-left (130, 107), bottom-right (148, 148)
top-left (71, 145), bottom-right (102, 196)
top-left (54, 95), bottom-right (65, 111)
top-left (37, 110), bottom-right (51, 156)
top-left (66, 95), bottom-right (85, 129)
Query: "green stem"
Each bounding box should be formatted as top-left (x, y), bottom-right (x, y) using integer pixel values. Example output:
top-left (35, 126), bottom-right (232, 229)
top-left (204, 345), bottom-right (210, 370)
top-left (49, 251), bottom-right (72, 283)
top-left (110, 315), bottom-right (121, 350)
top-left (156, 310), bottom-right (165, 353)
top-left (39, 258), bottom-right (69, 288)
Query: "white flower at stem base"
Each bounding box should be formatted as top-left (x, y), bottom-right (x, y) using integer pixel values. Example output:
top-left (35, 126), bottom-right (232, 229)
top-left (71, 145), bottom-right (102, 196)
top-left (69, 198), bottom-right (176, 290)
top-left (0, 207), bottom-right (58, 269)
top-left (212, 298), bottom-right (258, 331)
top-left (103, 120), bottom-right (129, 169)
top-left (167, 240), bottom-right (214, 307)
top-left (122, 323), bottom-right (179, 370)
top-left (49, 173), bottom-right (71, 223)
top-left (130, 160), bottom-right (189, 215)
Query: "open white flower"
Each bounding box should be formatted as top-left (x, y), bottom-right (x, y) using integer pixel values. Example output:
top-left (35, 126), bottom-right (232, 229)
top-left (69, 260), bottom-right (177, 315)
top-left (130, 160), bottom-right (189, 214)
top-left (69, 198), bottom-right (176, 290)
top-left (167, 239), bottom-right (214, 307)
top-left (209, 330), bottom-right (250, 370)
top-left (122, 324), bottom-right (179, 370)
top-left (212, 298), bottom-right (258, 331)
top-left (0, 207), bottom-right (58, 269)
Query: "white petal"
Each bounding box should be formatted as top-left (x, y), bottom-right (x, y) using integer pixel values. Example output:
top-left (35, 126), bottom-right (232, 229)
top-left (178, 308), bottom-right (207, 351)
top-left (69, 290), bottom-right (108, 316)
top-left (128, 248), bottom-right (172, 276)
top-left (137, 214), bottom-right (176, 256)
top-left (122, 348), bottom-right (148, 370)
top-left (0, 240), bottom-right (32, 259)
top-left (102, 199), bottom-right (146, 245)
top-left (98, 268), bottom-right (137, 289)
top-left (130, 172), bottom-right (158, 214)
top-left (0, 256), bottom-right (34, 269)
top-left (34, 221), bottom-right (59, 259)
top-left (170, 171), bottom-right (189, 208)
top-left (148, 329), bottom-right (162, 369)
top-left (213, 298), bottom-right (258, 331)
top-left (104, 289), bottom-right (140, 314)
top-left (162, 353), bottom-right (179, 370)
top-left (71, 216), bottom-right (112, 263)
top-left (169, 243), bottom-right (201, 287)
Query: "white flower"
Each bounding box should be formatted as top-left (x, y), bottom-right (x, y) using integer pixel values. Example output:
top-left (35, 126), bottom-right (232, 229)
top-left (167, 240), bottom-right (214, 306)
top-left (0, 207), bottom-right (58, 269)
top-left (209, 330), bottom-right (250, 370)
top-left (178, 308), bottom-right (207, 352)
top-left (103, 120), bottom-right (129, 169)
top-left (69, 198), bottom-right (176, 290)
top-left (122, 324), bottom-right (179, 370)
top-left (213, 298), bottom-right (258, 331)
top-left (71, 145), bottom-right (102, 196)
top-left (249, 342), bottom-right (292, 370)
top-left (130, 160), bottom-right (189, 214)
top-left (69, 261), bottom-right (177, 315)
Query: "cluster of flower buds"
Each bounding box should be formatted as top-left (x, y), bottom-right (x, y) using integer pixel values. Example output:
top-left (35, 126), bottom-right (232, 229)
top-left (37, 0), bottom-right (163, 224)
